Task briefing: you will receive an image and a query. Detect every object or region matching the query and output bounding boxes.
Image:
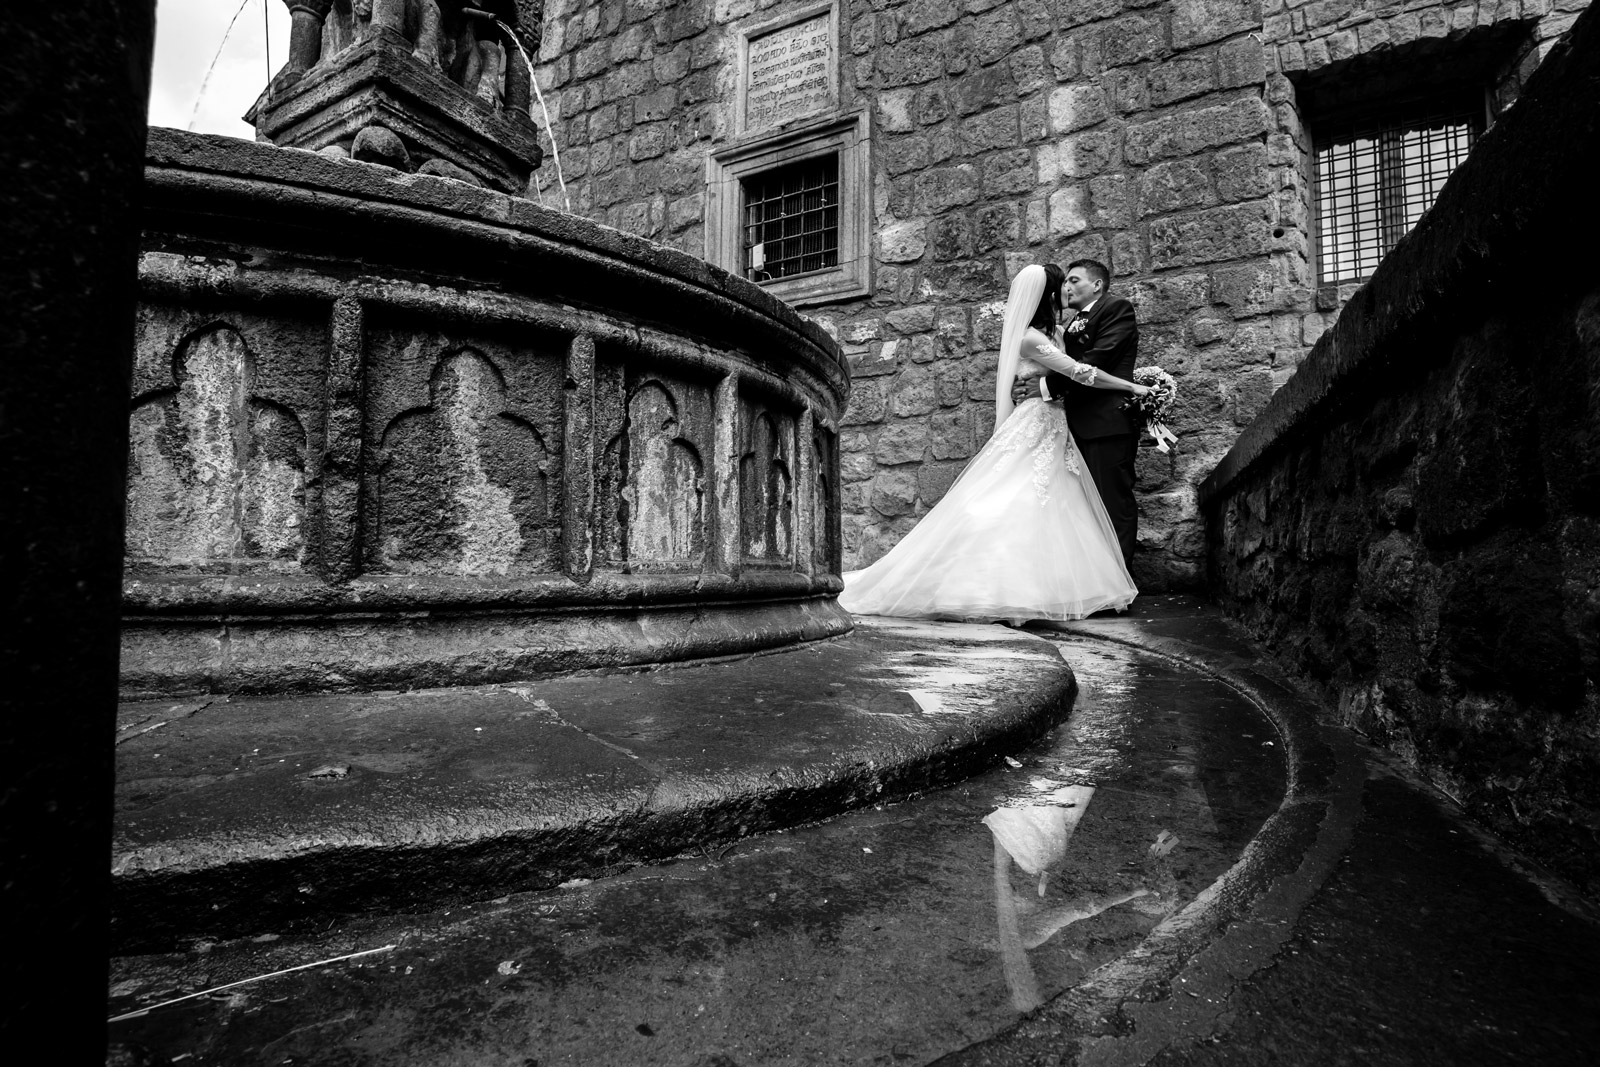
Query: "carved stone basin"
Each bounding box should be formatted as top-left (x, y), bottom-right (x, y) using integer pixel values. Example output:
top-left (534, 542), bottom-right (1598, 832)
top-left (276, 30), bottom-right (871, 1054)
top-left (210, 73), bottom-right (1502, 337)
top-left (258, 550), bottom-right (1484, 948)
top-left (123, 128), bottom-right (850, 696)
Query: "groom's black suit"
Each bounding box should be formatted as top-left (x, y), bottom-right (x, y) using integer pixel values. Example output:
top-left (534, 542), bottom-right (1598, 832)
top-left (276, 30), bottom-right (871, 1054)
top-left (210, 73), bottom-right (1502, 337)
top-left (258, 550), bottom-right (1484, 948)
top-left (1043, 294), bottom-right (1140, 565)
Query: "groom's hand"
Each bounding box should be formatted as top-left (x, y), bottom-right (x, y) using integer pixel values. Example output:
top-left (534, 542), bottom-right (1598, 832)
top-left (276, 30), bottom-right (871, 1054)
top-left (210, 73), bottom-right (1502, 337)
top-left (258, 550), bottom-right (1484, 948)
top-left (1011, 378), bottom-right (1042, 405)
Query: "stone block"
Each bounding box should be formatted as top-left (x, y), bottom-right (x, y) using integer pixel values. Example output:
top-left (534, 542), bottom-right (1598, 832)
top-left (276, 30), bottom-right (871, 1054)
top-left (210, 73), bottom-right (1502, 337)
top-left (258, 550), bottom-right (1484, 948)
top-left (1358, 18), bottom-right (1393, 51)
top-left (1049, 83), bottom-right (1110, 132)
top-left (1303, 37), bottom-right (1329, 68)
top-left (954, 65), bottom-right (1021, 115)
top-left (915, 84), bottom-right (954, 125)
top-left (936, 307), bottom-right (973, 357)
top-left (1326, 29), bottom-right (1358, 62)
top-left (874, 418), bottom-right (930, 465)
top-left (1172, 0), bottom-right (1258, 47)
top-left (1389, 12), bottom-right (1422, 46)
top-left (886, 305), bottom-right (939, 334)
top-left (974, 6), bottom-right (1025, 64)
top-left (1026, 198), bottom-right (1050, 243)
top-left (1219, 36), bottom-right (1268, 87)
top-left (870, 470), bottom-right (919, 516)
top-left (905, 0), bottom-right (964, 35)
top-left (1215, 143), bottom-right (1271, 202)
top-left (1105, 67), bottom-right (1151, 113)
top-left (975, 202), bottom-right (1023, 253)
top-left (1088, 174), bottom-right (1130, 227)
top-left (1302, 312), bottom-right (1328, 346)
top-left (1149, 54), bottom-right (1217, 106)
top-left (1050, 36), bottom-right (1081, 79)
top-left (1111, 230), bottom-right (1147, 276)
top-left (915, 164), bottom-right (985, 212)
top-left (933, 359), bottom-right (969, 405)
top-left (1127, 272), bottom-right (1212, 323)
top-left (1011, 45), bottom-right (1050, 93)
top-left (929, 408), bottom-right (977, 459)
top-left (1189, 314), bottom-right (1236, 344)
top-left (1049, 186), bottom-right (1091, 236)
top-left (1057, 0), bottom-right (1125, 28)
top-left (876, 34), bottom-right (952, 88)
top-left (1124, 95), bottom-right (1270, 164)
top-left (879, 89), bottom-right (916, 133)
top-left (1209, 262), bottom-right (1276, 315)
top-left (918, 461), bottom-right (966, 505)
top-left (1138, 157), bottom-right (1216, 216)
top-left (883, 133), bottom-right (934, 176)
top-left (850, 343), bottom-right (902, 379)
top-left (879, 220), bottom-right (929, 263)
top-left (840, 449), bottom-right (877, 483)
top-left (842, 379), bottom-right (889, 427)
top-left (1101, 14), bottom-right (1167, 67)
top-left (891, 368), bottom-right (941, 417)
top-left (983, 148), bottom-right (1037, 195)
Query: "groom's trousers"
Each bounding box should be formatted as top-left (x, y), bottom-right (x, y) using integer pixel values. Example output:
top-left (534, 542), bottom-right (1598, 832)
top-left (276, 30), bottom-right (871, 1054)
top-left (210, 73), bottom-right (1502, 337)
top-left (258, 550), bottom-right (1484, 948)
top-left (1077, 432), bottom-right (1138, 567)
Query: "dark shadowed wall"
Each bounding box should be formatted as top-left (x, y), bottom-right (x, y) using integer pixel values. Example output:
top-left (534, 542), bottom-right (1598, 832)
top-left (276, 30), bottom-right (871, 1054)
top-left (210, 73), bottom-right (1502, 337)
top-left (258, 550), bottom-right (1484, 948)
top-left (1202, 6), bottom-right (1600, 897)
top-left (0, 2), bottom-right (156, 1059)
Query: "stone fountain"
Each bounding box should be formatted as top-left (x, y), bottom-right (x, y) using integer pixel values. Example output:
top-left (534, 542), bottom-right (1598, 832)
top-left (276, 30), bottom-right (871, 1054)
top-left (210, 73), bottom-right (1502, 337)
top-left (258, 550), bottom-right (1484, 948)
top-left (123, 0), bottom-right (851, 696)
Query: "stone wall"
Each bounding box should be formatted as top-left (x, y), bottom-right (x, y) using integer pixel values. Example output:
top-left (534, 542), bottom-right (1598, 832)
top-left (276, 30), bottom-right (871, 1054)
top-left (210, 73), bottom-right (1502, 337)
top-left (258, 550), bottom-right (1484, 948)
top-left (1201, 5), bottom-right (1600, 896)
top-left (533, 0), bottom-right (1585, 588)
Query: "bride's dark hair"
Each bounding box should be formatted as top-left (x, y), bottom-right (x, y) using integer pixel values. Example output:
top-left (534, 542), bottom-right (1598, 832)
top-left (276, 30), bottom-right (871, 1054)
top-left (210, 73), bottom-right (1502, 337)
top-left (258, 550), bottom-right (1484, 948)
top-left (1031, 264), bottom-right (1065, 332)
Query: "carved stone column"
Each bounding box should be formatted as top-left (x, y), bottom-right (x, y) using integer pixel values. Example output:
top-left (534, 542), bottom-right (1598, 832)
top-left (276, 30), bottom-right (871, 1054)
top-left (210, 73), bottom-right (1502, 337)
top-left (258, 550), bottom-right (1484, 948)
top-left (281, 0), bottom-right (333, 84)
top-left (370, 0), bottom-right (410, 43)
top-left (711, 374), bottom-right (742, 578)
top-left (319, 294), bottom-right (365, 583)
top-left (795, 406), bottom-right (816, 577)
top-left (562, 334), bottom-right (596, 582)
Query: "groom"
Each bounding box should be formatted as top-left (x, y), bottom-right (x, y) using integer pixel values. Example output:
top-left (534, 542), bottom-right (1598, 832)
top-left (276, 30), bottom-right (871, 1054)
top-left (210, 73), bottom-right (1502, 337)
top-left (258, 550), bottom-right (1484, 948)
top-left (1012, 259), bottom-right (1140, 565)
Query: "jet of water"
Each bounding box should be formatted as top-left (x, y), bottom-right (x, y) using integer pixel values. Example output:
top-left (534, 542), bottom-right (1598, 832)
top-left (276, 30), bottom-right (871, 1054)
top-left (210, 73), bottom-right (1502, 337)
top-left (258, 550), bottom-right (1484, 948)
top-left (188, 0), bottom-right (254, 132)
top-left (494, 18), bottom-right (571, 212)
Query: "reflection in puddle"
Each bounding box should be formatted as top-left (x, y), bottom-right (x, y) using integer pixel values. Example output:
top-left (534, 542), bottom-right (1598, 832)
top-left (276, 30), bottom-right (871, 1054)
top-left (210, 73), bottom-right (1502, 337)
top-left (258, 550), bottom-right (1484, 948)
top-left (107, 640), bottom-right (1286, 1067)
top-left (984, 790), bottom-right (1176, 1010)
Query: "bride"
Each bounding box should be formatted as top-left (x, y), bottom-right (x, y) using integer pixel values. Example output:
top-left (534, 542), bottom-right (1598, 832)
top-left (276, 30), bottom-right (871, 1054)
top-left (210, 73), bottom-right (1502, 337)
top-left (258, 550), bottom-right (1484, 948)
top-left (839, 264), bottom-right (1151, 623)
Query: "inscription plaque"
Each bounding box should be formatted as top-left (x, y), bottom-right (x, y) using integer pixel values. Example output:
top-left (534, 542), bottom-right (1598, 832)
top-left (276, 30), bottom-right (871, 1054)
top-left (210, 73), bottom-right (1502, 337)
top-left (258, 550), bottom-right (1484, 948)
top-left (745, 14), bottom-right (834, 130)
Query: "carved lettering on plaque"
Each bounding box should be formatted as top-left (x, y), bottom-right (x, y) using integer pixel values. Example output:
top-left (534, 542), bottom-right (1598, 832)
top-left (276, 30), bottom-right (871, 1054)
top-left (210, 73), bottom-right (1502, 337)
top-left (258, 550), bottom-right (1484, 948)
top-left (745, 14), bottom-right (834, 130)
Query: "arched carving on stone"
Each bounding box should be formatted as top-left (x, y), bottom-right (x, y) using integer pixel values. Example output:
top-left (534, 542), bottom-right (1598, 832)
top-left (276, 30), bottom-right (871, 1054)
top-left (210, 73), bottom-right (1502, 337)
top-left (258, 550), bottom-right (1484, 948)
top-left (623, 380), bottom-right (705, 567)
top-left (125, 323), bottom-right (307, 568)
top-left (741, 409), bottom-right (793, 564)
top-left (813, 426), bottom-right (837, 572)
top-left (374, 347), bottom-right (552, 576)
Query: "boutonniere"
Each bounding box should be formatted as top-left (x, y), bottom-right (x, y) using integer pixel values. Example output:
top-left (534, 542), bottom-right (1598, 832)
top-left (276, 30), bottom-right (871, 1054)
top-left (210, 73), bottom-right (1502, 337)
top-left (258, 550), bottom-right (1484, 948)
top-left (1066, 316), bottom-right (1088, 335)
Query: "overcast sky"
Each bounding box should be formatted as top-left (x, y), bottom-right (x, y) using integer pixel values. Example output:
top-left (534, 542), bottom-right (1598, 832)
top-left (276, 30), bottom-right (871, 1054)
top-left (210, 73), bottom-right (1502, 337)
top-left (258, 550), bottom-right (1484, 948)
top-left (148, 0), bottom-right (291, 137)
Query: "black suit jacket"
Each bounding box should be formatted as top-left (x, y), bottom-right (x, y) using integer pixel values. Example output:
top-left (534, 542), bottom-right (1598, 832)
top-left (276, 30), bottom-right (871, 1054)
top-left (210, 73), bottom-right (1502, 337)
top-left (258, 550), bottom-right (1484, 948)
top-left (1044, 294), bottom-right (1139, 441)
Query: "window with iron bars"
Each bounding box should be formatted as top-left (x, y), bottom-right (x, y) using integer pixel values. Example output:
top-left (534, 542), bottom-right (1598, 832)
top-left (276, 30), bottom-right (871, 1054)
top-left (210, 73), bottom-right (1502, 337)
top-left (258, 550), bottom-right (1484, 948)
top-left (1315, 114), bottom-right (1479, 284)
top-left (742, 155), bottom-right (840, 282)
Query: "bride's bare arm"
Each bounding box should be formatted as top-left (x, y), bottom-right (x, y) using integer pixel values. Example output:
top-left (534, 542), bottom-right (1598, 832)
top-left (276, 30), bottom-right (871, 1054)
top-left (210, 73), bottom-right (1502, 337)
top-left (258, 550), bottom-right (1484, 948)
top-left (1023, 333), bottom-right (1149, 394)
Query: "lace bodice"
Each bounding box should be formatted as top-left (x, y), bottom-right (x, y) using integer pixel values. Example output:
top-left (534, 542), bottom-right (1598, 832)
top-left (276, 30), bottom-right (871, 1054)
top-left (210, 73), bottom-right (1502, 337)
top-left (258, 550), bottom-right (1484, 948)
top-left (1018, 339), bottom-right (1097, 385)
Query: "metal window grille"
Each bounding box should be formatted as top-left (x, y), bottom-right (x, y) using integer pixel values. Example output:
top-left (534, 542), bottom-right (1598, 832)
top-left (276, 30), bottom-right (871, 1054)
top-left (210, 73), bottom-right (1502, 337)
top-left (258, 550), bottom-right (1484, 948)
top-left (743, 155), bottom-right (840, 281)
top-left (1315, 117), bottom-right (1477, 284)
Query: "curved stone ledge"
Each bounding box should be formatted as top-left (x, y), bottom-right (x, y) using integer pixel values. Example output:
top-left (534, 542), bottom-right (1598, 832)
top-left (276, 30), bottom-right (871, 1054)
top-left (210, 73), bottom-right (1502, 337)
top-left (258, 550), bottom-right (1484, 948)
top-left (128, 130), bottom-right (852, 695)
top-left (122, 594), bottom-right (853, 698)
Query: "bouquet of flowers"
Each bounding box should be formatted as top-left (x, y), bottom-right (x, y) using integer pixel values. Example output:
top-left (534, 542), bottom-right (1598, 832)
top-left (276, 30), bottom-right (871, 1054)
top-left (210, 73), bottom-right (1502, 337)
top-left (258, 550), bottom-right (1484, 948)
top-left (1125, 367), bottom-right (1179, 452)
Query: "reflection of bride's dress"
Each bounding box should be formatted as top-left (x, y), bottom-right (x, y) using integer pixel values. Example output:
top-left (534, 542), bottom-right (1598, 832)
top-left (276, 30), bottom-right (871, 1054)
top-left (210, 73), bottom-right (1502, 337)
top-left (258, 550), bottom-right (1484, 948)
top-left (840, 355), bottom-right (1136, 622)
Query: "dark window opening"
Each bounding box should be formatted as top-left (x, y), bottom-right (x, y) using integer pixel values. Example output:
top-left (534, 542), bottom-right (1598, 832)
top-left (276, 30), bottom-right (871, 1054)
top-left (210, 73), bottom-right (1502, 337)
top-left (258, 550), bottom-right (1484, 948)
top-left (1315, 113), bottom-right (1479, 284)
top-left (742, 155), bottom-right (839, 282)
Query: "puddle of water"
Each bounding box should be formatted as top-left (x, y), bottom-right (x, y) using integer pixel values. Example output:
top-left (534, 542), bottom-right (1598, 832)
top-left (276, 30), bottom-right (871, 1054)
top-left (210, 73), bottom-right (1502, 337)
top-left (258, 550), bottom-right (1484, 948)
top-left (108, 640), bottom-right (1286, 1066)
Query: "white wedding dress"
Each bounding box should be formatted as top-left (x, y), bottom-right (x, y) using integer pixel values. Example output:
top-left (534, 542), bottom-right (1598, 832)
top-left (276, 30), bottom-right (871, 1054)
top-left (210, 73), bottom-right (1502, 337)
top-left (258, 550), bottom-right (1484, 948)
top-left (840, 345), bottom-right (1136, 623)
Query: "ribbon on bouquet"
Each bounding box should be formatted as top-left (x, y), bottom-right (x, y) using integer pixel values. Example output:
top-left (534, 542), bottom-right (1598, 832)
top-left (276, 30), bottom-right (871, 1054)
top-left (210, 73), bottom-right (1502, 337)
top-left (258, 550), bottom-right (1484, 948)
top-left (1146, 421), bottom-right (1178, 453)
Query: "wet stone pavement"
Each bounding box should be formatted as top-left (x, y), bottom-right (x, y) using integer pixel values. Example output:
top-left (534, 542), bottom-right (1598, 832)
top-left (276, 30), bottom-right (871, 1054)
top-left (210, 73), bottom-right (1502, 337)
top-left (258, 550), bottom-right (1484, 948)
top-left (106, 637), bottom-right (1286, 1066)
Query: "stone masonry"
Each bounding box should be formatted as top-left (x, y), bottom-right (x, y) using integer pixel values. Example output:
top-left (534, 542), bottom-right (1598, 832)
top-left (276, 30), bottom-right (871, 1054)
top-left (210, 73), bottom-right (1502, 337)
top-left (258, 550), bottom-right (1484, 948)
top-left (532, 0), bottom-right (1587, 589)
top-left (1202, 3), bottom-right (1600, 894)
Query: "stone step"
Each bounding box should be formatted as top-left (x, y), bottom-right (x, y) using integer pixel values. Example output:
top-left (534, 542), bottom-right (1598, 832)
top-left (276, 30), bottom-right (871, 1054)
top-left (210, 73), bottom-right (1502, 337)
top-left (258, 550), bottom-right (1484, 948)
top-left (111, 617), bottom-right (1076, 953)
